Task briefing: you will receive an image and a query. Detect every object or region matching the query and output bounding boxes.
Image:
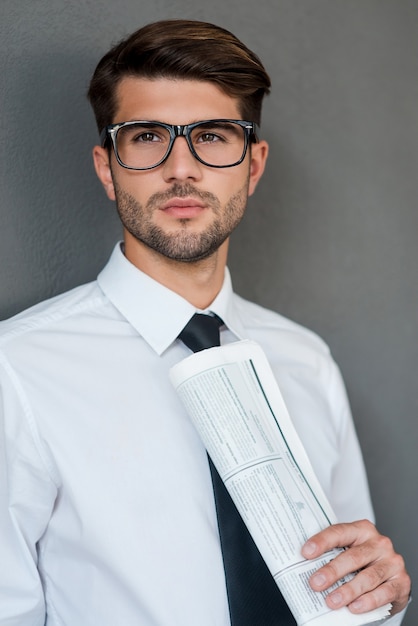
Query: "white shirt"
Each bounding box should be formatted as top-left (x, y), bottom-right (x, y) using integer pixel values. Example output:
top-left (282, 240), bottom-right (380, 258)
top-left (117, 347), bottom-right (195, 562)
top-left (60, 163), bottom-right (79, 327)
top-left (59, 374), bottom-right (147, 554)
top-left (0, 243), bottom-right (404, 625)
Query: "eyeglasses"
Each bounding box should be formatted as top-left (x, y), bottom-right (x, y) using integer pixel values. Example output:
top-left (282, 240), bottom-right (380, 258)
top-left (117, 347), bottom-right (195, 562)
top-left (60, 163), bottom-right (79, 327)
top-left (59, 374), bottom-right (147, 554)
top-left (100, 119), bottom-right (258, 170)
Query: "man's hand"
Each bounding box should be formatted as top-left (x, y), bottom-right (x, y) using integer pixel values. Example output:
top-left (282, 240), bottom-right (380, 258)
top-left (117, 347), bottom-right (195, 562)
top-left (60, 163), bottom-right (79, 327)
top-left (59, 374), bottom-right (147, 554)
top-left (301, 519), bottom-right (411, 616)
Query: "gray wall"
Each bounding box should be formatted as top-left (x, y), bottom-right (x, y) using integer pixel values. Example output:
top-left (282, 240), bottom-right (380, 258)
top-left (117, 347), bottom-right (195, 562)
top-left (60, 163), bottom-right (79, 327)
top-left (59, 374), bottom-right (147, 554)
top-left (1, 1), bottom-right (417, 622)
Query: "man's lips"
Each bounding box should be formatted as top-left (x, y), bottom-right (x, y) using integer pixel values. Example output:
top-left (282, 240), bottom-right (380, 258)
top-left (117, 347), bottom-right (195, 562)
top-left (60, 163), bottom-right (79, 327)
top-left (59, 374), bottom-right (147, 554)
top-left (159, 197), bottom-right (207, 218)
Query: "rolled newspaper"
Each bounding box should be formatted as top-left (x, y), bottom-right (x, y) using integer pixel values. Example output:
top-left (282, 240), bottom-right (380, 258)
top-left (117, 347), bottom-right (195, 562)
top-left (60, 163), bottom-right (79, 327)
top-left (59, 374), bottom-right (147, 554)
top-left (170, 340), bottom-right (391, 626)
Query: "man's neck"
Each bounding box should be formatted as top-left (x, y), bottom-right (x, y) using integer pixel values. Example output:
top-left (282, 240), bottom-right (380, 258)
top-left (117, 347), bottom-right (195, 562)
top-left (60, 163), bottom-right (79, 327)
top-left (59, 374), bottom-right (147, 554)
top-left (123, 233), bottom-right (229, 310)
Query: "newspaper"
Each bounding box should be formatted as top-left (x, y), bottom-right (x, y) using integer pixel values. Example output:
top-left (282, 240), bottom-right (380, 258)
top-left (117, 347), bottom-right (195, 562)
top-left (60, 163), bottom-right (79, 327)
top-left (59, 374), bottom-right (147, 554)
top-left (169, 340), bottom-right (392, 626)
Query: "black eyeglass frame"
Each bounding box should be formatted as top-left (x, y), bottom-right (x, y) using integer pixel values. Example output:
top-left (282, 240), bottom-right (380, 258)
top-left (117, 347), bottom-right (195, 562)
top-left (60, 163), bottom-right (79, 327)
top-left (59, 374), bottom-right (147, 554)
top-left (100, 119), bottom-right (259, 170)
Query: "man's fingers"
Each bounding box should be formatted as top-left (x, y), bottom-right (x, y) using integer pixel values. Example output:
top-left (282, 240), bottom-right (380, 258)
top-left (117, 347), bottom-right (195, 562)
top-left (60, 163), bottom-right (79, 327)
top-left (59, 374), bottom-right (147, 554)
top-left (302, 519), bottom-right (377, 558)
top-left (312, 557), bottom-right (405, 609)
top-left (302, 520), bottom-right (411, 616)
top-left (328, 566), bottom-right (410, 615)
top-left (309, 540), bottom-right (398, 591)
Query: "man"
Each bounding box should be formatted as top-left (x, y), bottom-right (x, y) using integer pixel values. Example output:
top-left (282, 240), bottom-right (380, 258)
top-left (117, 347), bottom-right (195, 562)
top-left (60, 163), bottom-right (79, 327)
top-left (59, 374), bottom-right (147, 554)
top-left (0, 19), bottom-right (410, 625)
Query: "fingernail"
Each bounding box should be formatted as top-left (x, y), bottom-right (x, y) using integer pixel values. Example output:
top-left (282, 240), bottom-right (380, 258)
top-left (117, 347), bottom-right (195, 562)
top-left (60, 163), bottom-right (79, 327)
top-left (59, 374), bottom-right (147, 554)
top-left (329, 592), bottom-right (343, 607)
top-left (302, 541), bottom-right (316, 557)
top-left (311, 573), bottom-right (327, 587)
top-left (350, 599), bottom-right (364, 611)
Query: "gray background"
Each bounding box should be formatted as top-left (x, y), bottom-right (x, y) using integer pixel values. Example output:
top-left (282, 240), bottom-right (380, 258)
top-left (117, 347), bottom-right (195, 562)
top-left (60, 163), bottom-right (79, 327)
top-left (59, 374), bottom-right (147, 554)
top-left (1, 1), bottom-right (417, 622)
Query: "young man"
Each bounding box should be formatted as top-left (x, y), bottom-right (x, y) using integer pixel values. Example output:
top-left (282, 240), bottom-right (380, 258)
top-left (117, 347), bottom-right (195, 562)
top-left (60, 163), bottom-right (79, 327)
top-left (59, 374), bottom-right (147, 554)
top-left (0, 19), bottom-right (410, 625)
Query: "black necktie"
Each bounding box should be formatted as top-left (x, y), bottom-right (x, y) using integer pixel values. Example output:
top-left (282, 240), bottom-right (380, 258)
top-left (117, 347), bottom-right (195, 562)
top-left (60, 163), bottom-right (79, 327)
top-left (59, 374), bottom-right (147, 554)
top-left (178, 314), bottom-right (295, 625)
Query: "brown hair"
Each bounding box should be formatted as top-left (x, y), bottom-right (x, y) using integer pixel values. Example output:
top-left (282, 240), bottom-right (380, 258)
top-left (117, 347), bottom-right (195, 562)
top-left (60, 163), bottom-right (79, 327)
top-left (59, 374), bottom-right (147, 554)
top-left (87, 19), bottom-right (271, 133)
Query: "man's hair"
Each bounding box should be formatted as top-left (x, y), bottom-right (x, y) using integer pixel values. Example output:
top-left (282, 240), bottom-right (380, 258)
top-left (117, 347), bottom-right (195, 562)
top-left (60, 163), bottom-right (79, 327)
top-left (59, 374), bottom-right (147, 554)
top-left (87, 19), bottom-right (271, 134)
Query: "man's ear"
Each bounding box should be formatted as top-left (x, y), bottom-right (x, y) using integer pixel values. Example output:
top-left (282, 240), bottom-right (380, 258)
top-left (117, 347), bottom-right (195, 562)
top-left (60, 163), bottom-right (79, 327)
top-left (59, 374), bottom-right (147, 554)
top-left (248, 139), bottom-right (269, 197)
top-left (92, 146), bottom-right (116, 201)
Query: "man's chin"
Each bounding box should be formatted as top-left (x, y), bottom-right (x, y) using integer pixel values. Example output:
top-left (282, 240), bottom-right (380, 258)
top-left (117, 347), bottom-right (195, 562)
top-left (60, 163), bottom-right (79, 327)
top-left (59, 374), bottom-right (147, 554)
top-left (135, 229), bottom-right (225, 263)
top-left (155, 242), bottom-right (221, 263)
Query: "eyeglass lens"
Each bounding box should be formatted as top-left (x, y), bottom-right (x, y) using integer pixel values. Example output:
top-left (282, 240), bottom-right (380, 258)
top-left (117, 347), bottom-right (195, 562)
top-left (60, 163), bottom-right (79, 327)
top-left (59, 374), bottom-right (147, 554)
top-left (114, 121), bottom-right (247, 169)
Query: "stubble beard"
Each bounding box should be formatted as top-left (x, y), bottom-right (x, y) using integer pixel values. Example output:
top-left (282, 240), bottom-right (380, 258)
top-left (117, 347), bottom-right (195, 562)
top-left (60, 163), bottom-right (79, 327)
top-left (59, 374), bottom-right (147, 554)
top-left (113, 181), bottom-right (249, 263)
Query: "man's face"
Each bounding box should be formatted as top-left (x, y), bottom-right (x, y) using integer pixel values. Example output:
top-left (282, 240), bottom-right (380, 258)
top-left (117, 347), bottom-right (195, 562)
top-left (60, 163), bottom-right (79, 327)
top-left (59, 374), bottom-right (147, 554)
top-left (93, 77), bottom-right (267, 263)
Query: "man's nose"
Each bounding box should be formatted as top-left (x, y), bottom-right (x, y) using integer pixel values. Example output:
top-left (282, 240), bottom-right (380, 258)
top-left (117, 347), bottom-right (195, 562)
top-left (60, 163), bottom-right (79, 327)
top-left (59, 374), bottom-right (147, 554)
top-left (162, 136), bottom-right (202, 182)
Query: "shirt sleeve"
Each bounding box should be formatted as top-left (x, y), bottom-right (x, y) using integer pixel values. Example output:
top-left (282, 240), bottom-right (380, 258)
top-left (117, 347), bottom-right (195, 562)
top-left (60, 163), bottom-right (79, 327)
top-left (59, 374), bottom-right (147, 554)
top-left (326, 359), bottom-right (375, 524)
top-left (0, 353), bottom-right (58, 625)
top-left (325, 363), bottom-right (410, 624)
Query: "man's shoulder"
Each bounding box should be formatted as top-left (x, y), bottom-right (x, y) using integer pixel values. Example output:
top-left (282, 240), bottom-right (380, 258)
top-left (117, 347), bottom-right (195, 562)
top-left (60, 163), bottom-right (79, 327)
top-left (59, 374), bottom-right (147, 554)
top-left (0, 281), bottom-right (104, 348)
top-left (232, 293), bottom-right (330, 357)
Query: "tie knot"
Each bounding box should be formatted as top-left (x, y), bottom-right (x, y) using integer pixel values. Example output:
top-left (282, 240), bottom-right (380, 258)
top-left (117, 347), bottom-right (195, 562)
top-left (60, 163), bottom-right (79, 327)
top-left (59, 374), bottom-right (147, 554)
top-left (178, 313), bottom-right (223, 352)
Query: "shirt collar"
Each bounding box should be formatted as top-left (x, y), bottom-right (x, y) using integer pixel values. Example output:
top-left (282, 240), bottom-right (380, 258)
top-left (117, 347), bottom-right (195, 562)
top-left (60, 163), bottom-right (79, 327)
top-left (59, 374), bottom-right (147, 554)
top-left (97, 243), bottom-right (247, 355)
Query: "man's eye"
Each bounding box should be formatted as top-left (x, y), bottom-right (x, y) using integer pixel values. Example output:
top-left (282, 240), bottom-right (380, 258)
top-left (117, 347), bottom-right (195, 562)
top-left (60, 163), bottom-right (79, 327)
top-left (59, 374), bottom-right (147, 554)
top-left (198, 132), bottom-right (222, 143)
top-left (133, 132), bottom-right (160, 143)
